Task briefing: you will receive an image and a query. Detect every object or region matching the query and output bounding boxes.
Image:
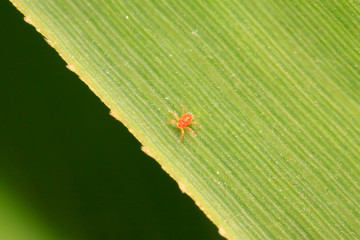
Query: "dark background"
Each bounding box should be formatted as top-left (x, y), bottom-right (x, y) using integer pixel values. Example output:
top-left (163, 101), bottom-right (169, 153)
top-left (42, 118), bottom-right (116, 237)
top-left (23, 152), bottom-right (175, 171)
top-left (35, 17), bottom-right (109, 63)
top-left (1, 1), bottom-right (223, 239)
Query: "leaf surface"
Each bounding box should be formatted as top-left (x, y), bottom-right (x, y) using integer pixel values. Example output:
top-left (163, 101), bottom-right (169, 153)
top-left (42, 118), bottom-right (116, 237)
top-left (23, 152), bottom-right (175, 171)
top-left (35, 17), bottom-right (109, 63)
top-left (10, 0), bottom-right (360, 239)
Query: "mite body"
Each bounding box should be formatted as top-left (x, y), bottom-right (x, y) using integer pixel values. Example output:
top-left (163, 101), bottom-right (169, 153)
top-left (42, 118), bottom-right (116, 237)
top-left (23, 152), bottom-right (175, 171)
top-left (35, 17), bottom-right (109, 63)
top-left (168, 105), bottom-right (200, 142)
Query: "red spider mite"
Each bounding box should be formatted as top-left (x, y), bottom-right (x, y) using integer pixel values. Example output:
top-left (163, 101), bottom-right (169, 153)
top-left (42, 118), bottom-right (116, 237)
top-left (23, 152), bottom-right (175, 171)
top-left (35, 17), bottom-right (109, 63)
top-left (168, 105), bottom-right (200, 142)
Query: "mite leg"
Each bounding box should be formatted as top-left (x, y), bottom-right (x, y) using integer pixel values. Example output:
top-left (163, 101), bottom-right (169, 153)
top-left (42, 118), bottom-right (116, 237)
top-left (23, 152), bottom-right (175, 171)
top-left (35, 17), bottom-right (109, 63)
top-left (185, 127), bottom-right (197, 136)
top-left (179, 128), bottom-right (185, 142)
top-left (168, 119), bottom-right (177, 124)
top-left (191, 121), bottom-right (200, 128)
top-left (181, 105), bottom-right (186, 115)
top-left (169, 110), bottom-right (179, 120)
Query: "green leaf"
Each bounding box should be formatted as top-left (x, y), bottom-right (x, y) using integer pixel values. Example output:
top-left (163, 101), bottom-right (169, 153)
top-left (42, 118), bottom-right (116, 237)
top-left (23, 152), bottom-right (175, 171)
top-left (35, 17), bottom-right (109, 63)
top-left (10, 0), bottom-right (360, 239)
top-left (0, 184), bottom-right (61, 240)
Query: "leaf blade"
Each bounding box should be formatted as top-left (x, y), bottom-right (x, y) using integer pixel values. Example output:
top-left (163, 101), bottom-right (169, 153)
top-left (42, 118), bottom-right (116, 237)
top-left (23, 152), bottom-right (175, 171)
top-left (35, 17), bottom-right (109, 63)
top-left (11, 0), bottom-right (360, 239)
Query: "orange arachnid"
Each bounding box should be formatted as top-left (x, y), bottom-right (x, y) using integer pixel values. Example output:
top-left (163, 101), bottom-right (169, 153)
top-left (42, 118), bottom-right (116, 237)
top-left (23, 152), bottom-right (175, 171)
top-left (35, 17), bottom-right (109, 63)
top-left (168, 105), bottom-right (200, 142)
